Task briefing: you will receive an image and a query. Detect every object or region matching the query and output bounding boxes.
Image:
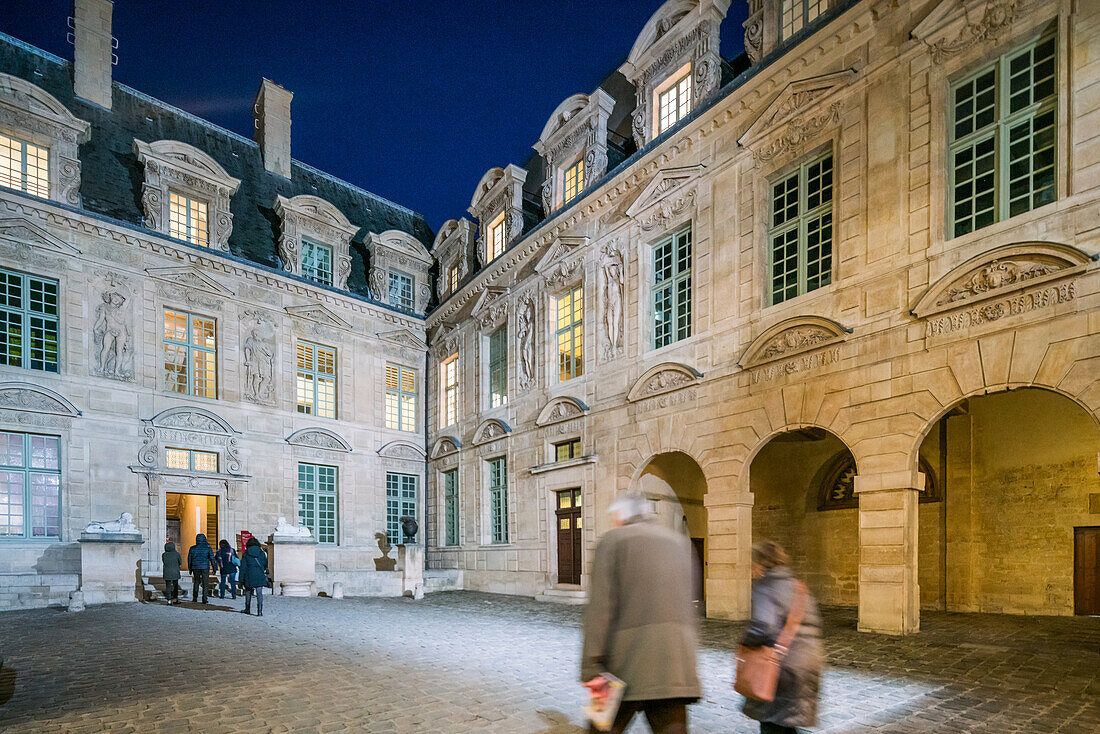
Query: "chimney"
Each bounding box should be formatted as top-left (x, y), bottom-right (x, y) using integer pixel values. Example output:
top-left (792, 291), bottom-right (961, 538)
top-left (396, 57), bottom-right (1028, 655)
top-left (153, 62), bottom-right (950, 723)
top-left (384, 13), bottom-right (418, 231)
top-left (72, 0), bottom-right (114, 110)
top-left (253, 79), bottom-right (293, 179)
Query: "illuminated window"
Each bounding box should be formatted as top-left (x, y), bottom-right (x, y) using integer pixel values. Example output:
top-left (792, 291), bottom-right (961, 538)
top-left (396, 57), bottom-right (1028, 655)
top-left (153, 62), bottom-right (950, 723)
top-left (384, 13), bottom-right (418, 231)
top-left (562, 159), bottom-right (585, 205)
top-left (448, 263), bottom-right (460, 294)
top-left (385, 364), bottom-right (418, 432)
top-left (769, 152), bottom-right (833, 305)
top-left (389, 270), bottom-right (414, 312)
top-left (298, 463), bottom-right (337, 544)
top-left (781, 0), bottom-right (830, 41)
top-left (950, 33), bottom-right (1057, 238)
top-left (556, 285), bottom-right (584, 382)
top-left (652, 226), bottom-right (692, 349)
top-left (441, 353), bottom-right (458, 427)
top-left (168, 190), bottom-right (209, 246)
top-left (165, 448), bottom-right (219, 473)
top-left (0, 268), bottom-right (59, 373)
top-left (0, 133), bottom-right (48, 199)
top-left (656, 67), bottom-right (692, 135)
top-left (488, 457), bottom-right (508, 544)
top-left (386, 472), bottom-right (417, 546)
top-left (0, 432), bottom-right (60, 538)
top-left (487, 327), bottom-right (507, 408)
top-left (487, 212), bottom-right (507, 261)
top-left (297, 341), bottom-right (337, 419)
top-left (554, 438), bottom-right (582, 463)
top-left (301, 239), bottom-right (333, 286)
top-left (163, 309), bottom-right (216, 398)
top-left (443, 469), bottom-right (459, 546)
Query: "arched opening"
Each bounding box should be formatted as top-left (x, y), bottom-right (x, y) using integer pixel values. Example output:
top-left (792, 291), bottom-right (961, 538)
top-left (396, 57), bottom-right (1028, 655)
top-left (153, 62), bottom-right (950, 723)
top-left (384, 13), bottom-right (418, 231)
top-left (915, 387), bottom-right (1100, 616)
top-left (749, 428), bottom-right (860, 607)
top-left (634, 452), bottom-right (707, 608)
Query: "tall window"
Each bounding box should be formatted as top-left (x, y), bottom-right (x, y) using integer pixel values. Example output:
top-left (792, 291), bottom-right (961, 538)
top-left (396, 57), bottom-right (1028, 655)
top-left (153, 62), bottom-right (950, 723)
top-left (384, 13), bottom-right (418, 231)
top-left (769, 152), bottom-right (834, 305)
top-left (168, 191), bottom-right (209, 246)
top-left (165, 448), bottom-right (218, 473)
top-left (0, 268), bottom-right (59, 373)
top-left (389, 270), bottom-right (414, 312)
top-left (488, 213), bottom-right (506, 261)
top-left (487, 327), bottom-right (507, 408)
top-left (298, 462), bottom-right (337, 544)
top-left (563, 159), bottom-right (585, 205)
top-left (386, 472), bottom-right (418, 546)
top-left (448, 263), bottom-right (460, 294)
top-left (554, 438), bottom-right (582, 462)
top-left (440, 353), bottom-right (458, 427)
top-left (780, 0), bottom-right (830, 41)
top-left (0, 133), bottom-right (48, 199)
top-left (488, 457), bottom-right (508, 544)
top-left (297, 341), bottom-right (337, 419)
top-left (301, 239), bottom-right (333, 286)
top-left (443, 469), bottom-right (459, 546)
top-left (950, 33), bottom-right (1056, 238)
top-left (385, 364), bottom-right (418, 432)
top-left (556, 285), bottom-right (584, 382)
top-left (163, 309), bottom-right (216, 398)
top-left (0, 432), bottom-right (60, 538)
top-left (652, 226), bottom-right (692, 349)
top-left (657, 68), bottom-right (692, 135)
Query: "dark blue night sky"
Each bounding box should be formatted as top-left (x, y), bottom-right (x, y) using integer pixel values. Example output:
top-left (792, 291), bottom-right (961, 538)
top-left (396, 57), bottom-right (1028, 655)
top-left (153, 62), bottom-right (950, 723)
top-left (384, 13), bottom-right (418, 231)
top-left (3, 1), bottom-right (748, 231)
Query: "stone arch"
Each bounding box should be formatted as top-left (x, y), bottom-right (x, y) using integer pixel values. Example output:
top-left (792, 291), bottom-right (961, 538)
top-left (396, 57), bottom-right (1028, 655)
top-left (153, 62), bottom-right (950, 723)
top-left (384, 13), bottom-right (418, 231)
top-left (0, 382), bottom-right (81, 416)
top-left (0, 72), bottom-right (89, 134)
top-left (736, 422), bottom-right (858, 494)
top-left (286, 427), bottom-right (352, 453)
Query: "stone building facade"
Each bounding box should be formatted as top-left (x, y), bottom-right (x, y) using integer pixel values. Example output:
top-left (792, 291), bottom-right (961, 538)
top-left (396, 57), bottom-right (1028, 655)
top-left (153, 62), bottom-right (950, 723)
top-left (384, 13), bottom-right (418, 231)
top-left (425, 0), bottom-right (1100, 634)
top-left (0, 1), bottom-right (435, 609)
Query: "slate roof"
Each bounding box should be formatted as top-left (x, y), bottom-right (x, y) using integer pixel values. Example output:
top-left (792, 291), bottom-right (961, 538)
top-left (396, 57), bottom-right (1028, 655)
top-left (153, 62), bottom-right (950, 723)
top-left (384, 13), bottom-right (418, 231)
top-left (0, 32), bottom-right (434, 303)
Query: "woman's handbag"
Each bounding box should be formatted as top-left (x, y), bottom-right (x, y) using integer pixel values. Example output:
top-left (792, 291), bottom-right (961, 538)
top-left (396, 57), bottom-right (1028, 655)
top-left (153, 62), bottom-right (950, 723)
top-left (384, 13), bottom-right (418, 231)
top-left (734, 580), bottom-right (808, 702)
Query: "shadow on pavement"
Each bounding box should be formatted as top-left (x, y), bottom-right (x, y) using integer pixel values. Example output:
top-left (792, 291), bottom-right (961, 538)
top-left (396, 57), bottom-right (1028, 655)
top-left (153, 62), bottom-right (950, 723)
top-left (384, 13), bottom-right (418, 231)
top-left (0, 663), bottom-right (15, 706)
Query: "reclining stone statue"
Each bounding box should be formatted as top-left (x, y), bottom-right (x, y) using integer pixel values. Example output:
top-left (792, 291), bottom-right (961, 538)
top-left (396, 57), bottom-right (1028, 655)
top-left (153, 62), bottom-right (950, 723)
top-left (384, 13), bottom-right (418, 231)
top-left (83, 512), bottom-right (138, 534)
top-left (273, 516), bottom-right (312, 537)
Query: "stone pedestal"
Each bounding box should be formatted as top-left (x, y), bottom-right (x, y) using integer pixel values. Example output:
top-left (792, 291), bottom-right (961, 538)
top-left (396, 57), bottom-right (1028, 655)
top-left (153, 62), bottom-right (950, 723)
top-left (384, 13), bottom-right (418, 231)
top-left (397, 544), bottom-right (424, 599)
top-left (271, 535), bottom-right (316, 597)
top-left (78, 532), bottom-right (145, 606)
top-left (856, 472), bottom-right (922, 635)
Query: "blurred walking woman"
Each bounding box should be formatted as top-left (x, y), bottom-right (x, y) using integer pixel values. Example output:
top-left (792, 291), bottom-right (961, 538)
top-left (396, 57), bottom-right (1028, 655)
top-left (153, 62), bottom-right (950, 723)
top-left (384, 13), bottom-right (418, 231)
top-left (241, 537), bottom-right (268, 617)
top-left (740, 540), bottom-right (824, 734)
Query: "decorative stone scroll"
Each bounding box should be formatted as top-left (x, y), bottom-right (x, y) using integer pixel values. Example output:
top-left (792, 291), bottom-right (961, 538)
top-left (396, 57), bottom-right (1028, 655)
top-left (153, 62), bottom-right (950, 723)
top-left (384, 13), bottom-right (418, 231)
top-left (0, 382), bottom-right (81, 417)
top-left (739, 315), bottom-right (851, 368)
top-left (274, 194), bottom-right (359, 290)
top-left (0, 73), bottom-right (91, 206)
top-left (472, 418), bottom-right (511, 446)
top-left (287, 427), bottom-right (352, 453)
top-left (536, 396), bottom-right (589, 427)
top-left (627, 362), bottom-right (703, 402)
top-left (134, 139), bottom-right (240, 250)
top-left (431, 435), bottom-right (462, 459)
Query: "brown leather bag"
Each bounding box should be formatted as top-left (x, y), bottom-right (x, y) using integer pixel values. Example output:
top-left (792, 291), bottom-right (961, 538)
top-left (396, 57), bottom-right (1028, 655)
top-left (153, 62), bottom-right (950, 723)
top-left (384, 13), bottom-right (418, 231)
top-left (734, 580), bottom-right (808, 702)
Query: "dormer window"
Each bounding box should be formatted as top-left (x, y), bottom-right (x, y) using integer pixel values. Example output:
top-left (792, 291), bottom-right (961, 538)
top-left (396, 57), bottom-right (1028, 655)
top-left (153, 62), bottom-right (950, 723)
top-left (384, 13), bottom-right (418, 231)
top-left (168, 190), bottom-right (209, 246)
top-left (781, 0), bottom-right (830, 42)
top-left (301, 238), bottom-right (333, 286)
top-left (656, 64), bottom-right (693, 135)
top-left (0, 133), bottom-right (49, 199)
top-left (469, 165), bottom-right (526, 266)
top-left (562, 159), bottom-right (585, 205)
top-left (488, 212), bottom-right (507, 261)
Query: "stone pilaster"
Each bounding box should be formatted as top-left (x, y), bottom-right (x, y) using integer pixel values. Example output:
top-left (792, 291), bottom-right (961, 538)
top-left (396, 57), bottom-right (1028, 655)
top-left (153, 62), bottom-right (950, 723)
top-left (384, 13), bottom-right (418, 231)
top-left (703, 489), bottom-right (754, 620)
top-left (856, 471), bottom-right (922, 634)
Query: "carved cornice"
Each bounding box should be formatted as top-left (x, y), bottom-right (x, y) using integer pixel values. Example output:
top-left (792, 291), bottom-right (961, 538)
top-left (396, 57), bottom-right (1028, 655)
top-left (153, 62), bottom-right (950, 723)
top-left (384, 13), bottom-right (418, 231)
top-left (626, 362), bottom-right (703, 402)
top-left (740, 316), bottom-right (851, 369)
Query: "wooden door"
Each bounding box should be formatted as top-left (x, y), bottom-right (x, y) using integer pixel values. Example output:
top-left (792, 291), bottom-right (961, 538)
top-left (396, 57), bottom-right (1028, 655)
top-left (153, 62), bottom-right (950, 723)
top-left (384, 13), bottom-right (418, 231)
top-left (1074, 527), bottom-right (1100, 615)
top-left (556, 488), bottom-right (582, 585)
top-left (691, 537), bottom-right (705, 609)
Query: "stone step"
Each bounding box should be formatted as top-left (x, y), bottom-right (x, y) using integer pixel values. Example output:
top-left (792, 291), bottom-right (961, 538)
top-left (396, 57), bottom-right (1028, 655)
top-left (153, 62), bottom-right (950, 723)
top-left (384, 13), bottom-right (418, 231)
top-left (534, 587), bottom-right (587, 605)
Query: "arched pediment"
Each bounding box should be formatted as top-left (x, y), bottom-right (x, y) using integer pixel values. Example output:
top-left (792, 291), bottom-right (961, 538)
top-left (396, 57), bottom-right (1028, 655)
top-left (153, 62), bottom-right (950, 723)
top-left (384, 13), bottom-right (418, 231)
top-left (627, 362), bottom-right (703, 402)
top-left (536, 396), bottom-right (590, 427)
top-left (287, 427), bottom-right (352, 453)
top-left (0, 382), bottom-right (81, 416)
top-left (472, 418), bottom-right (511, 446)
top-left (431, 435), bottom-right (462, 459)
top-left (277, 194), bottom-right (356, 232)
top-left (370, 229), bottom-right (432, 264)
top-left (739, 316), bottom-right (851, 368)
top-left (470, 167), bottom-right (506, 210)
top-left (539, 94), bottom-right (592, 143)
top-left (912, 242), bottom-right (1094, 318)
top-left (0, 73), bottom-right (90, 139)
top-left (433, 219), bottom-right (460, 249)
top-left (134, 139), bottom-right (240, 191)
top-left (377, 440), bottom-right (426, 461)
top-left (625, 0), bottom-right (698, 69)
top-left (149, 406), bottom-right (237, 435)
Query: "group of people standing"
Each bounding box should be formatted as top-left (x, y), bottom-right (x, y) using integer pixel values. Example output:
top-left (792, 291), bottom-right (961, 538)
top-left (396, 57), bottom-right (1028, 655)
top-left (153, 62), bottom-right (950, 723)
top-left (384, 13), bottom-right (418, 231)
top-left (582, 494), bottom-right (823, 734)
top-left (159, 534), bottom-right (270, 615)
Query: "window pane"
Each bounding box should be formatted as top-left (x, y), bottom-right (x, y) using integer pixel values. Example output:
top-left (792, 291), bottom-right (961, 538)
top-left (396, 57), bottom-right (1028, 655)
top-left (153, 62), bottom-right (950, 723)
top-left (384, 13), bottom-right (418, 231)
top-left (0, 470), bottom-right (24, 536)
top-left (444, 470), bottom-right (459, 546)
top-left (30, 472), bottom-right (59, 537)
top-left (0, 432), bottom-right (24, 466)
top-left (489, 458), bottom-right (508, 544)
top-left (193, 450), bottom-right (218, 473)
top-left (0, 133), bottom-right (49, 198)
top-left (166, 448), bottom-right (190, 470)
top-left (301, 240), bottom-right (334, 286)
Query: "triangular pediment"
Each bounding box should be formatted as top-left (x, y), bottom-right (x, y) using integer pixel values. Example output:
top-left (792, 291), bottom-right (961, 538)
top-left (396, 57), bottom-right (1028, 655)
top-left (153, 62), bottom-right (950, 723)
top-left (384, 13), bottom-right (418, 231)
top-left (0, 218), bottom-right (81, 255)
top-left (910, 0), bottom-right (963, 40)
top-left (433, 322), bottom-right (463, 353)
top-left (377, 328), bottom-right (428, 351)
top-left (285, 304), bottom-right (352, 330)
top-left (146, 266), bottom-right (235, 297)
top-left (739, 70), bottom-right (856, 147)
top-left (625, 165), bottom-right (705, 219)
top-left (470, 287), bottom-right (510, 317)
top-left (910, 0), bottom-right (1048, 64)
top-left (535, 236), bottom-right (589, 275)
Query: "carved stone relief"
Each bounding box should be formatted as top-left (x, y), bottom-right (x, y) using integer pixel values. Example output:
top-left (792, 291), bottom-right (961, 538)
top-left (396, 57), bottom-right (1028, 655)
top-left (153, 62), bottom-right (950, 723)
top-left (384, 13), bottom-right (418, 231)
top-left (92, 272), bottom-right (135, 382)
top-left (740, 316), bottom-right (850, 369)
top-left (626, 363), bottom-right (703, 402)
top-left (920, 0), bottom-right (1038, 65)
top-left (287, 428), bottom-right (352, 452)
top-left (516, 294), bottom-right (536, 390)
top-left (473, 419), bottom-right (510, 446)
top-left (598, 243), bottom-right (625, 361)
top-left (940, 260), bottom-right (1061, 305)
top-left (241, 311), bottom-right (277, 406)
top-left (0, 383), bottom-right (81, 416)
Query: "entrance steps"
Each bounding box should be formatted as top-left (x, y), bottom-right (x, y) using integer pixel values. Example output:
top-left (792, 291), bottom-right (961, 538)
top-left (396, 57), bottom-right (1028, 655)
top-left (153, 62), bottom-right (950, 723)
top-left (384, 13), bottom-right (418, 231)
top-left (141, 574), bottom-right (227, 602)
top-left (535, 586), bottom-right (586, 605)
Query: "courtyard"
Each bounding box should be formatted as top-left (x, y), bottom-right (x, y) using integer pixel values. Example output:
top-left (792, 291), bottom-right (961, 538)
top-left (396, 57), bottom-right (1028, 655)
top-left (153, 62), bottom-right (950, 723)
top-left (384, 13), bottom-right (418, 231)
top-left (0, 592), bottom-right (1097, 733)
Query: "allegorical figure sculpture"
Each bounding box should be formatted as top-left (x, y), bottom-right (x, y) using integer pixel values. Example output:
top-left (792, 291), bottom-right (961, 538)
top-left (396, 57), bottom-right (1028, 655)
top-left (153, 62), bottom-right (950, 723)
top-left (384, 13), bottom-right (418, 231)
top-left (599, 244), bottom-right (624, 359)
top-left (83, 512), bottom-right (138, 534)
top-left (243, 320), bottom-right (276, 404)
top-left (93, 291), bottom-right (133, 380)
top-left (517, 296), bottom-right (535, 386)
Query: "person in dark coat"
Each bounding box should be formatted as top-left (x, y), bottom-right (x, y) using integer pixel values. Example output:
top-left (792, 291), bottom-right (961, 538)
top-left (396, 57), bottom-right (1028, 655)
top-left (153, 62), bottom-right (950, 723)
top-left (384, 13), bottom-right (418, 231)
top-left (581, 493), bottom-right (700, 734)
top-left (215, 539), bottom-right (238, 600)
top-left (740, 540), bottom-right (824, 734)
top-left (241, 537), bottom-right (268, 616)
top-left (161, 541), bottom-right (182, 605)
top-left (186, 533), bottom-right (216, 604)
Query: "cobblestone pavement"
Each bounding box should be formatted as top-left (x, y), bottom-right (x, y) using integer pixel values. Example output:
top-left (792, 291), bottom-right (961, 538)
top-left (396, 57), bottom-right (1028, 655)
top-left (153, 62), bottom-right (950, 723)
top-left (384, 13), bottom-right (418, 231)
top-left (0, 591), bottom-right (1097, 733)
